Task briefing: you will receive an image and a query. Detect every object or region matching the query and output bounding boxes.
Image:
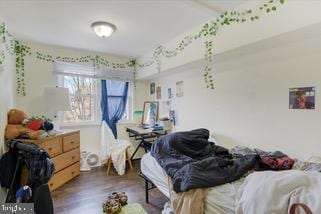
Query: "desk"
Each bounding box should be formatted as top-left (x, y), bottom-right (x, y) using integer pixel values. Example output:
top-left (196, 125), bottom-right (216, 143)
top-left (126, 127), bottom-right (167, 160)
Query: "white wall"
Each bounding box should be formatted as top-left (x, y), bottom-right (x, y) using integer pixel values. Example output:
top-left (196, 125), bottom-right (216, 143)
top-left (148, 34), bottom-right (321, 158)
top-left (15, 42), bottom-right (149, 163)
top-left (137, 0), bottom-right (321, 78)
top-left (0, 45), bottom-right (15, 155)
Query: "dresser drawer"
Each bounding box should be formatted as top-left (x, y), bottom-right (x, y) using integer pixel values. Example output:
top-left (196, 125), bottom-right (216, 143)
top-left (41, 137), bottom-right (62, 157)
top-left (49, 162), bottom-right (80, 191)
top-left (63, 133), bottom-right (80, 152)
top-left (52, 148), bottom-right (80, 173)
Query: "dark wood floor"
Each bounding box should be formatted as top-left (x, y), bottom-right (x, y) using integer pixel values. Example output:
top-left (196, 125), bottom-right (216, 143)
top-left (52, 161), bottom-right (168, 214)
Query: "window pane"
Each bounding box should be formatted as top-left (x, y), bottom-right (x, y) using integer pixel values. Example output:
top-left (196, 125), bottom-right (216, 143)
top-left (63, 76), bottom-right (96, 122)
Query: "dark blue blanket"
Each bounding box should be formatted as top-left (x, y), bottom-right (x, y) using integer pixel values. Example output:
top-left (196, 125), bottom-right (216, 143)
top-left (151, 128), bottom-right (258, 192)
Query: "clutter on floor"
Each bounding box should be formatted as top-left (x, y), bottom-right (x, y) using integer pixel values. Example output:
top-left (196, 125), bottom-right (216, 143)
top-left (102, 192), bottom-right (147, 214)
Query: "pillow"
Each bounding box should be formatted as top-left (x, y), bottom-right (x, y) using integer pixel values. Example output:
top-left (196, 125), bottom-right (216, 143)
top-left (292, 160), bottom-right (321, 172)
top-left (304, 156), bottom-right (321, 163)
top-left (209, 133), bottom-right (221, 146)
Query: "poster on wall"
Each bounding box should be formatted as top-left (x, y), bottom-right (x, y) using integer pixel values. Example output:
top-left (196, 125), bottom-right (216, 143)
top-left (289, 87), bottom-right (315, 109)
top-left (168, 88), bottom-right (173, 99)
top-left (176, 81), bottom-right (184, 97)
top-left (150, 82), bottom-right (155, 95)
top-left (156, 86), bottom-right (161, 99)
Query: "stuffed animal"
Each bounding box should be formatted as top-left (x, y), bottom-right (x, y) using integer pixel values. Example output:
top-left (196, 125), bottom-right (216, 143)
top-left (4, 109), bottom-right (46, 140)
top-left (7, 109), bottom-right (28, 124)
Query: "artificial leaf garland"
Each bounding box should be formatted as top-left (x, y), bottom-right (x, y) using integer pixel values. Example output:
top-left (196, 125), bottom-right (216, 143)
top-left (0, 23), bottom-right (6, 67)
top-left (0, 22), bottom-right (136, 96)
top-left (0, 0), bottom-right (285, 95)
top-left (137, 0), bottom-right (285, 89)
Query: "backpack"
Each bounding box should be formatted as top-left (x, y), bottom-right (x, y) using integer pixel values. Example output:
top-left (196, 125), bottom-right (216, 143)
top-left (28, 150), bottom-right (55, 187)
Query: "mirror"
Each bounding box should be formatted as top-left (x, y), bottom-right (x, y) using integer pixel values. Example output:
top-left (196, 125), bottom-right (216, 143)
top-left (141, 101), bottom-right (159, 126)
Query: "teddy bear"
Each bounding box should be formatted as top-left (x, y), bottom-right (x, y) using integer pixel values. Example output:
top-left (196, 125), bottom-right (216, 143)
top-left (4, 109), bottom-right (46, 140)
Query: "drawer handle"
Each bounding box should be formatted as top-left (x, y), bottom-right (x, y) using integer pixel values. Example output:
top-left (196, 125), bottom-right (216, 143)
top-left (48, 147), bottom-right (53, 151)
top-left (50, 183), bottom-right (53, 186)
top-left (72, 156), bottom-right (75, 160)
top-left (71, 171), bottom-right (75, 174)
top-left (70, 141), bottom-right (75, 144)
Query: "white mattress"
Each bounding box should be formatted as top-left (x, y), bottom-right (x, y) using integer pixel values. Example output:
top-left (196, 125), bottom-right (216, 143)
top-left (140, 152), bottom-right (244, 214)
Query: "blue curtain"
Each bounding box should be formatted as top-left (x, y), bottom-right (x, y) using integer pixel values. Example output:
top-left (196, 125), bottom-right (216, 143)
top-left (101, 80), bottom-right (129, 138)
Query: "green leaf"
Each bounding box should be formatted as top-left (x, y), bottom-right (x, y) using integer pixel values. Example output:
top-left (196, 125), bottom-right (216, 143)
top-left (280, 0), bottom-right (285, 4)
top-left (272, 6), bottom-right (277, 11)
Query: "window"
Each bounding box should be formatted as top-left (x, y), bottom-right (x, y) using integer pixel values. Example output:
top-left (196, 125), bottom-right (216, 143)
top-left (56, 62), bottom-right (133, 125)
top-left (63, 76), bottom-right (98, 123)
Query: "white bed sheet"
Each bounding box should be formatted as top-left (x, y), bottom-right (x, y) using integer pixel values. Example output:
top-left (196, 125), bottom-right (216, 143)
top-left (140, 152), bottom-right (244, 214)
top-left (141, 152), bottom-right (170, 198)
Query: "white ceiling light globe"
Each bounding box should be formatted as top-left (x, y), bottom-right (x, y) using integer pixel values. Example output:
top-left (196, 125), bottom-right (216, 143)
top-left (91, 21), bottom-right (116, 38)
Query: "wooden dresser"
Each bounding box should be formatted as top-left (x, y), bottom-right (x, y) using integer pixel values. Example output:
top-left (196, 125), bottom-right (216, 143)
top-left (19, 130), bottom-right (80, 191)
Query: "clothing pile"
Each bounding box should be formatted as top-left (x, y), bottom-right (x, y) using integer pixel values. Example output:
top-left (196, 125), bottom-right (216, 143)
top-left (151, 129), bottom-right (258, 192)
top-left (0, 140), bottom-right (55, 214)
top-left (151, 129), bottom-right (294, 193)
top-left (231, 147), bottom-right (295, 171)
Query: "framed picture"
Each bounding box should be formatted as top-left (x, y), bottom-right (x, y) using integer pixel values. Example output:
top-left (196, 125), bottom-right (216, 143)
top-left (169, 110), bottom-right (176, 126)
top-left (156, 86), bottom-right (161, 99)
top-left (289, 87), bottom-right (315, 109)
top-left (150, 82), bottom-right (155, 95)
top-left (176, 81), bottom-right (184, 97)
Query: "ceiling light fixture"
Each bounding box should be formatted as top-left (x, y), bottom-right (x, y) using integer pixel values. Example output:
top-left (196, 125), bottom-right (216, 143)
top-left (91, 21), bottom-right (116, 38)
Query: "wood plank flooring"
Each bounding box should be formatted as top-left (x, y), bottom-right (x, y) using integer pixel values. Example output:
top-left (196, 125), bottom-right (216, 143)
top-left (52, 161), bottom-right (168, 214)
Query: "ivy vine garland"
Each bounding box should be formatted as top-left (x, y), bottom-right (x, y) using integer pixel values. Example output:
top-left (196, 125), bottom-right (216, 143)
top-left (0, 22), bottom-right (135, 96)
top-left (137, 0), bottom-right (285, 89)
top-left (0, 0), bottom-right (285, 96)
top-left (0, 23), bottom-right (6, 67)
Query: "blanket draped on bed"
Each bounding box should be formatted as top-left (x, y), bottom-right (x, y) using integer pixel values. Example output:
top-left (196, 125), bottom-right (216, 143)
top-left (150, 128), bottom-right (258, 193)
top-left (236, 170), bottom-right (321, 214)
top-left (168, 177), bottom-right (209, 214)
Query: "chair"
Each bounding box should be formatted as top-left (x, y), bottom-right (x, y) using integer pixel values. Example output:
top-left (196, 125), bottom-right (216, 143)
top-left (101, 121), bottom-right (133, 175)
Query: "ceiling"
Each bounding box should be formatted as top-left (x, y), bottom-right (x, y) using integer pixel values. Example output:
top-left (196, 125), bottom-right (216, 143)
top-left (0, 0), bottom-right (248, 58)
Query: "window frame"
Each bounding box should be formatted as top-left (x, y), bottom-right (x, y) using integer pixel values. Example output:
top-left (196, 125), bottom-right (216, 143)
top-left (57, 75), bottom-right (133, 127)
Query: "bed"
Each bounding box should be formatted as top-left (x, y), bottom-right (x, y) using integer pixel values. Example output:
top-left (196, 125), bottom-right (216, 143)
top-left (140, 152), bottom-right (245, 213)
top-left (140, 129), bottom-right (321, 213)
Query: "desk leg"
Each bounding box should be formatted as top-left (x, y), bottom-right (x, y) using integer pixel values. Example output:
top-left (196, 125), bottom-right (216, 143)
top-left (131, 140), bottom-right (144, 161)
top-left (143, 142), bottom-right (148, 153)
top-left (145, 179), bottom-right (149, 203)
